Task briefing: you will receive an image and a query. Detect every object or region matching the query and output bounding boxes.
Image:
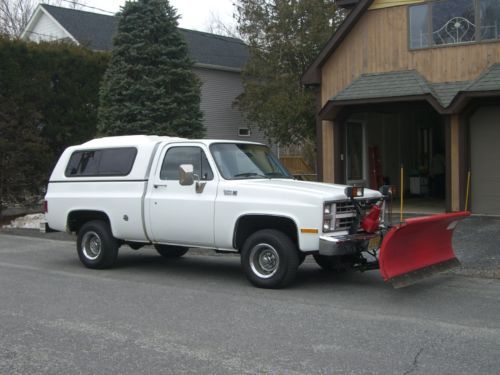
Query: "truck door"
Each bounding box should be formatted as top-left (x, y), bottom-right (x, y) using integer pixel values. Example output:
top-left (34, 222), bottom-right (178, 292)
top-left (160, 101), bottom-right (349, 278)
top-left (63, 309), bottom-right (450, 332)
top-left (147, 143), bottom-right (217, 247)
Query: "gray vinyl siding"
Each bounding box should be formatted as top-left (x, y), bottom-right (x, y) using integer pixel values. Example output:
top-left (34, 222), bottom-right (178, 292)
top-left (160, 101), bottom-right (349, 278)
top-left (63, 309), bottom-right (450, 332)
top-left (194, 67), bottom-right (271, 147)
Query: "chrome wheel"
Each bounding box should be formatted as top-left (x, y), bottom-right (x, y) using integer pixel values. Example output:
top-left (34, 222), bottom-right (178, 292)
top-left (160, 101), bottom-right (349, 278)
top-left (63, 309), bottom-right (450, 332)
top-left (249, 243), bottom-right (280, 279)
top-left (81, 231), bottom-right (102, 261)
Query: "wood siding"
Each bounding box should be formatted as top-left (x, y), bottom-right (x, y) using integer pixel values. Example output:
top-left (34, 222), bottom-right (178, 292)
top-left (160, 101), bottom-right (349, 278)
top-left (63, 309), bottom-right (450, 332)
top-left (321, 5), bottom-right (500, 106)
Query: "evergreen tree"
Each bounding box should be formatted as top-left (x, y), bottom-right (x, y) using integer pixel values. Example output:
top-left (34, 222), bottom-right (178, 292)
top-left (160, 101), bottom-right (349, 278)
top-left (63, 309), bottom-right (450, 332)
top-left (236, 0), bottom-right (345, 145)
top-left (98, 0), bottom-right (204, 137)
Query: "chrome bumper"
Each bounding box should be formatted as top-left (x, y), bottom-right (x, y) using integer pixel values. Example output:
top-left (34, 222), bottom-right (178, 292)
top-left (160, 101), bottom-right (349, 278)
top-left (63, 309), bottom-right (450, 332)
top-left (319, 232), bottom-right (381, 256)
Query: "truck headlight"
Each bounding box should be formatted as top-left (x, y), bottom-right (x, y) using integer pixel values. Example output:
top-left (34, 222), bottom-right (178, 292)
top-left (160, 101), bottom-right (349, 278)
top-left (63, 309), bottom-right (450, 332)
top-left (323, 203), bottom-right (335, 232)
top-left (324, 205), bottom-right (331, 215)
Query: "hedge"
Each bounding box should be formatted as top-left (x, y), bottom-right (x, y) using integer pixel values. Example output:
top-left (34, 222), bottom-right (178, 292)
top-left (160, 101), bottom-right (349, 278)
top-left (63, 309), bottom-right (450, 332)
top-left (0, 38), bottom-right (109, 211)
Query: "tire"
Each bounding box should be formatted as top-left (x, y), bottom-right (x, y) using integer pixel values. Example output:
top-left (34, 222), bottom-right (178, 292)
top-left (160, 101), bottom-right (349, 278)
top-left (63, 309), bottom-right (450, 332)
top-left (154, 244), bottom-right (188, 258)
top-left (241, 229), bottom-right (299, 289)
top-left (77, 220), bottom-right (118, 269)
top-left (313, 254), bottom-right (351, 272)
top-left (298, 252), bottom-right (307, 266)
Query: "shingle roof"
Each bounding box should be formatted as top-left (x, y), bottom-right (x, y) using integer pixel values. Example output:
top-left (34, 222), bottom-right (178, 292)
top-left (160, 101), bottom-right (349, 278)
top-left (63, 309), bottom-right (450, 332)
top-left (465, 63), bottom-right (500, 92)
top-left (333, 70), bottom-right (433, 101)
top-left (41, 4), bottom-right (119, 51)
top-left (40, 4), bottom-right (248, 70)
top-left (331, 64), bottom-right (500, 109)
top-left (430, 81), bottom-right (471, 107)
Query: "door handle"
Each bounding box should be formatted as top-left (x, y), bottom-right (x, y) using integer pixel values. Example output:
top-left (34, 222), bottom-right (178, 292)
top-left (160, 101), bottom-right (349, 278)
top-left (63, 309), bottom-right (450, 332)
top-left (153, 184), bottom-right (167, 189)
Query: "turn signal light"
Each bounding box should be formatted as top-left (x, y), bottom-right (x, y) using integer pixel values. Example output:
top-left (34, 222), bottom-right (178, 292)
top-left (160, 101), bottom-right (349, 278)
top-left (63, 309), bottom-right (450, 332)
top-left (345, 186), bottom-right (364, 199)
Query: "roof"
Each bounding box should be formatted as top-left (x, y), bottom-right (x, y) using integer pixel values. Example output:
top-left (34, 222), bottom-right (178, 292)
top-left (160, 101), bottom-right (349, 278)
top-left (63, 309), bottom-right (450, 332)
top-left (333, 70), bottom-right (432, 101)
top-left (465, 63), bottom-right (500, 92)
top-left (302, 0), bottom-right (375, 84)
top-left (322, 64), bottom-right (500, 116)
top-left (35, 4), bottom-right (249, 70)
top-left (80, 135), bottom-right (263, 148)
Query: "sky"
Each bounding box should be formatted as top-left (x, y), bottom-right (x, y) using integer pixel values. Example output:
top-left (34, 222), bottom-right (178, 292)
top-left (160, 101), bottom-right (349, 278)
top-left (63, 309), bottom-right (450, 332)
top-left (81, 0), bottom-right (237, 32)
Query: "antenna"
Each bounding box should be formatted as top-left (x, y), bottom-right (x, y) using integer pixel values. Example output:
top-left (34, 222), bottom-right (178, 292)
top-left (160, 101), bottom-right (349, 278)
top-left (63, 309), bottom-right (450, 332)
top-left (400, 164), bottom-right (404, 223)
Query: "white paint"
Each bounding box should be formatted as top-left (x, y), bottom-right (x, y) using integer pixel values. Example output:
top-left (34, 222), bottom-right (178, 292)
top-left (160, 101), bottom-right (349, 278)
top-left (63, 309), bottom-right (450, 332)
top-left (45, 136), bottom-right (382, 252)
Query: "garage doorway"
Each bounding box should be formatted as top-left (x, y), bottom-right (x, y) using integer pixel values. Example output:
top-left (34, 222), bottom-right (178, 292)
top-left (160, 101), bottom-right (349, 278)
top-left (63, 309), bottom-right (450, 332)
top-left (343, 107), bottom-right (446, 214)
top-left (470, 106), bottom-right (500, 215)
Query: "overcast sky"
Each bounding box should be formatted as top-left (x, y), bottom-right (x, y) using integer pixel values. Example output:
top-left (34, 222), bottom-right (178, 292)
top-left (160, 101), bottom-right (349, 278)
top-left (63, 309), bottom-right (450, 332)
top-left (81, 0), bottom-right (237, 32)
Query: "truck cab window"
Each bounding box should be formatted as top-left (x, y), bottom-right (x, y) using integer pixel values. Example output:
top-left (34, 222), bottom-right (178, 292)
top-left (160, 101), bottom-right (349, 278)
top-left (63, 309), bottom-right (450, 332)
top-left (160, 146), bottom-right (214, 181)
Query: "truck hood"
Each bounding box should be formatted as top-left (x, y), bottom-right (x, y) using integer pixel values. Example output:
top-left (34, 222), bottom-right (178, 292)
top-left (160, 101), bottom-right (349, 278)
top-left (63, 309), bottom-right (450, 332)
top-left (235, 179), bottom-right (382, 201)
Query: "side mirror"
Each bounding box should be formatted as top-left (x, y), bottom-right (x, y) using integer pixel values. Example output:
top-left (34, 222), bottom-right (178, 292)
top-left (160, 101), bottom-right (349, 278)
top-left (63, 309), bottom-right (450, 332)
top-left (179, 164), bottom-right (194, 186)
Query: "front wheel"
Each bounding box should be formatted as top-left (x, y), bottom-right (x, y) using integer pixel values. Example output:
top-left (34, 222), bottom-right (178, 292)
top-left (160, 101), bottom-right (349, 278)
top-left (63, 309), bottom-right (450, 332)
top-left (241, 229), bottom-right (299, 289)
top-left (154, 244), bottom-right (188, 258)
top-left (77, 220), bottom-right (118, 269)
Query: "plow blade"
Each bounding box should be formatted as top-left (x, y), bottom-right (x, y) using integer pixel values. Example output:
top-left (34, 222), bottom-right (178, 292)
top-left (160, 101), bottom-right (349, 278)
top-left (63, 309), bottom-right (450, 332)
top-left (379, 211), bottom-right (470, 288)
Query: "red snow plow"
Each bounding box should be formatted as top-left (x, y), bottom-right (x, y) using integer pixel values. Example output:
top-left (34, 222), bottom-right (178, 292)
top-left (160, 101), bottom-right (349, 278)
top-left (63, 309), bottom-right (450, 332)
top-left (322, 187), bottom-right (471, 288)
top-left (378, 211), bottom-right (470, 288)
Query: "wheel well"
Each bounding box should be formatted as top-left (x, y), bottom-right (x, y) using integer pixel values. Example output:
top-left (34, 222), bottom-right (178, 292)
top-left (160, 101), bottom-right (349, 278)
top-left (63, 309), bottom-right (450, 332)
top-left (67, 210), bottom-right (110, 233)
top-left (233, 215), bottom-right (298, 251)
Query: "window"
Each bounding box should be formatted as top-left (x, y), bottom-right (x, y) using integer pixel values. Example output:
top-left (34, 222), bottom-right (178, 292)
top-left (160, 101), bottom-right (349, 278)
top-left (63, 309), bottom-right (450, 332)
top-left (346, 123), bottom-right (364, 182)
top-left (432, 0), bottom-right (475, 45)
top-left (480, 0), bottom-right (500, 41)
top-left (65, 148), bottom-right (137, 177)
top-left (160, 146), bottom-right (214, 181)
top-left (238, 128), bottom-right (250, 137)
top-left (210, 143), bottom-right (291, 180)
top-left (410, 4), bottom-right (431, 49)
top-left (409, 0), bottom-right (500, 49)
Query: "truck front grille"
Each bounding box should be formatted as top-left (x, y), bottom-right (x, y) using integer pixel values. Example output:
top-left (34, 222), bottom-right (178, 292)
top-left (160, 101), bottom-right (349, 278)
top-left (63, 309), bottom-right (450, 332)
top-left (333, 202), bottom-right (357, 231)
top-left (324, 199), bottom-right (379, 233)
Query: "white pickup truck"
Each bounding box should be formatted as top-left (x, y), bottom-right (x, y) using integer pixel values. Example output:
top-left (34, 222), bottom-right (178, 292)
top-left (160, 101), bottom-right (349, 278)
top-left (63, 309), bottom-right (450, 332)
top-left (46, 135), bottom-right (459, 289)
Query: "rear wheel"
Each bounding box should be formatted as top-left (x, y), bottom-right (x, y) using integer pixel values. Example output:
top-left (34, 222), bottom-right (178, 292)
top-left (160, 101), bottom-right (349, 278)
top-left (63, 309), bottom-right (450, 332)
top-left (241, 229), bottom-right (299, 289)
top-left (154, 244), bottom-right (188, 258)
top-left (77, 220), bottom-right (118, 269)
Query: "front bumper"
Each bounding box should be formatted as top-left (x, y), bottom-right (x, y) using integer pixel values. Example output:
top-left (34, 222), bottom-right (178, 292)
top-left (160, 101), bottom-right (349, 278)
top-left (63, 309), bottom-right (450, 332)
top-left (319, 232), bottom-right (381, 256)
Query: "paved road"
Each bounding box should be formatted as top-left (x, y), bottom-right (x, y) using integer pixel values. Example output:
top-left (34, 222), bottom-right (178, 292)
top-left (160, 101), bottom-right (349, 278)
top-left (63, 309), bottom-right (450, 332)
top-left (1, 234), bottom-right (499, 374)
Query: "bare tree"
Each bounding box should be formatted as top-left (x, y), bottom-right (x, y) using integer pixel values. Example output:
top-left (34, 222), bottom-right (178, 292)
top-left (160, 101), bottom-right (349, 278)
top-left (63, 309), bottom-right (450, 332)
top-left (205, 10), bottom-right (240, 39)
top-left (0, 0), bottom-right (86, 38)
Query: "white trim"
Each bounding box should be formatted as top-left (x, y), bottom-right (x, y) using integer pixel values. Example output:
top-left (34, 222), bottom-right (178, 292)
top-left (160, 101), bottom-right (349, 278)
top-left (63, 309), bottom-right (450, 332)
top-left (21, 4), bottom-right (79, 45)
top-left (238, 128), bottom-right (251, 137)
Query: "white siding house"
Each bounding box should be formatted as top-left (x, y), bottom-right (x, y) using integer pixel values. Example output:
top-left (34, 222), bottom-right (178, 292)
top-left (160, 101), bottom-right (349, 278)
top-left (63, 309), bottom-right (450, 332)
top-left (21, 4), bottom-right (270, 146)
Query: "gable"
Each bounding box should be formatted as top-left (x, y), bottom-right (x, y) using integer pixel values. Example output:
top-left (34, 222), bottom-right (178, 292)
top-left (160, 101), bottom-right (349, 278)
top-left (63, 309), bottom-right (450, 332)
top-left (40, 4), bottom-right (118, 51)
top-left (22, 6), bottom-right (75, 43)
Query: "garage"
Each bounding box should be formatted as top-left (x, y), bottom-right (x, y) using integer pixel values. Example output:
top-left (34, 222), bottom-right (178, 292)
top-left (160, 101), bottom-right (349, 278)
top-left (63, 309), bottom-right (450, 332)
top-left (470, 106), bottom-right (500, 215)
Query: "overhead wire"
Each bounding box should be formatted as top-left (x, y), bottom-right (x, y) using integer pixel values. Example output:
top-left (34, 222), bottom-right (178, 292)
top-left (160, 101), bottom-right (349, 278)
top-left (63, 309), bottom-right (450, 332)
top-left (58, 0), bottom-right (116, 15)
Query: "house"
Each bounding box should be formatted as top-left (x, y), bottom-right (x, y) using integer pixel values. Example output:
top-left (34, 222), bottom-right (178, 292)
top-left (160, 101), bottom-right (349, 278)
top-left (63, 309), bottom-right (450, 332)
top-left (21, 4), bottom-right (269, 145)
top-left (303, 0), bottom-right (500, 215)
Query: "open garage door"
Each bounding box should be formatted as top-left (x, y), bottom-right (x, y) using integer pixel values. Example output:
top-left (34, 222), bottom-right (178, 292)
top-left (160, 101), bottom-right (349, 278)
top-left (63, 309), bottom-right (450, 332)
top-left (470, 106), bottom-right (500, 215)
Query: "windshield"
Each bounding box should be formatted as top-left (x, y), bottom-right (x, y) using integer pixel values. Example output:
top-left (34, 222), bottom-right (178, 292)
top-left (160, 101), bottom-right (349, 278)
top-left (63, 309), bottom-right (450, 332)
top-left (210, 143), bottom-right (292, 180)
